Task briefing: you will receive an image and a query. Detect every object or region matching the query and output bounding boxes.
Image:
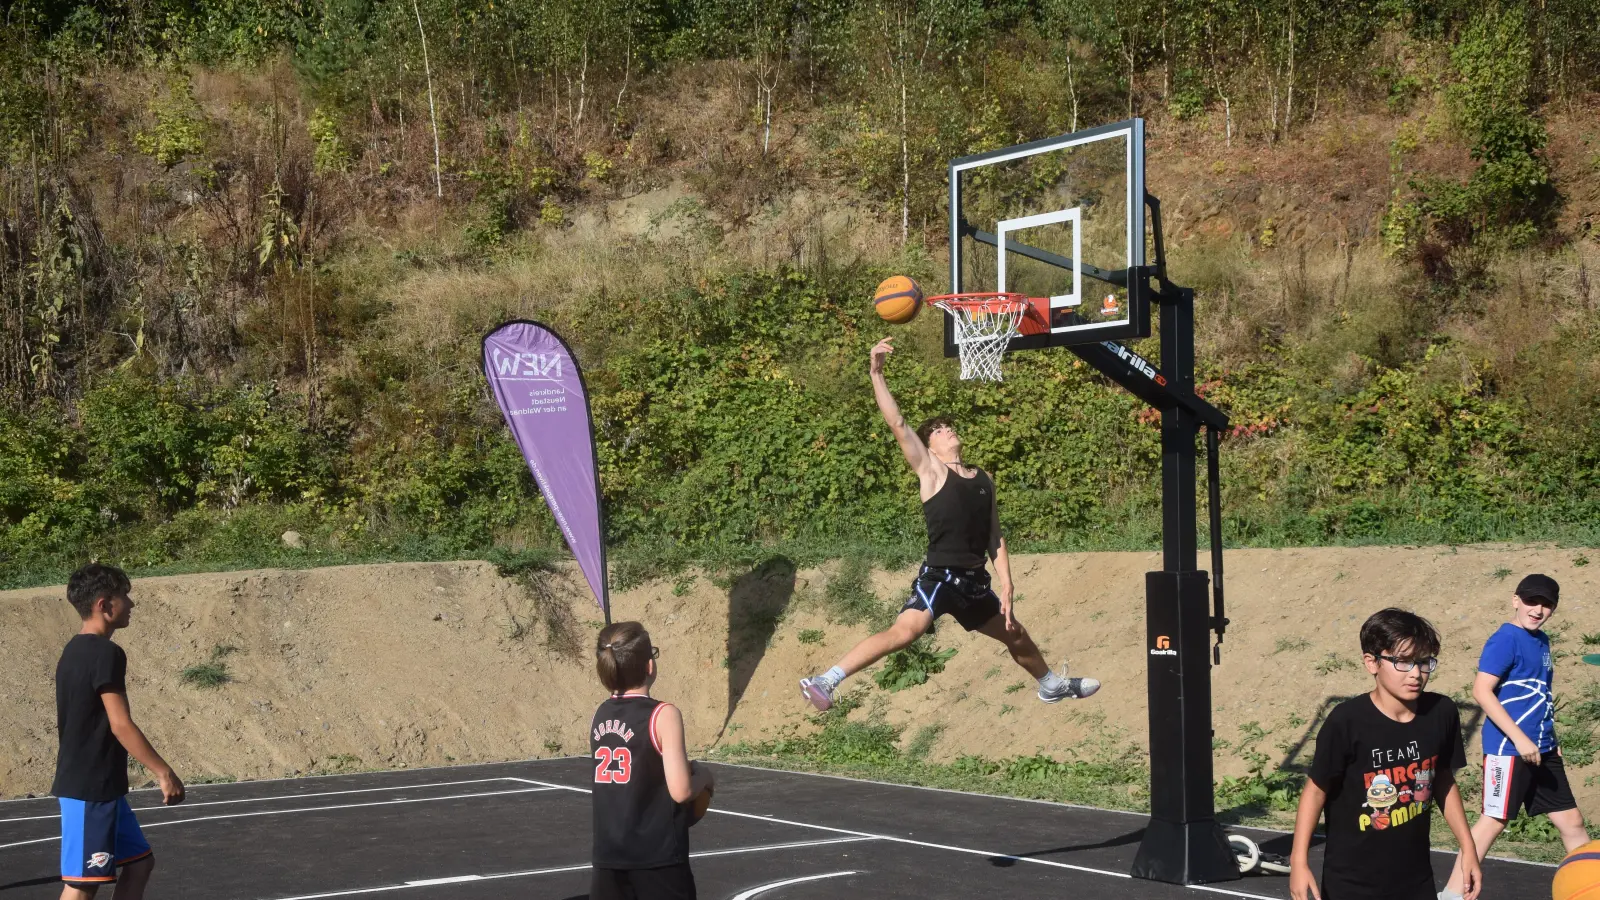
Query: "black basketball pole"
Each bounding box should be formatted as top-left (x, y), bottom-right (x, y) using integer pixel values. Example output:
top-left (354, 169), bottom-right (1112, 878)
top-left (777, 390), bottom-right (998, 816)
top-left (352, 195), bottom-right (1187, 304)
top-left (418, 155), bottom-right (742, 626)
top-left (1052, 195), bottom-right (1237, 885)
top-left (1124, 281), bottom-right (1239, 885)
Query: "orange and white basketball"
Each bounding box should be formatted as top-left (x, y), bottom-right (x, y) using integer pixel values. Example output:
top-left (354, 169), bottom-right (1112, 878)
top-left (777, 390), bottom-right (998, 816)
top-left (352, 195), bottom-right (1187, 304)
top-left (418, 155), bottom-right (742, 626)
top-left (873, 276), bottom-right (923, 324)
top-left (1554, 839), bottom-right (1600, 900)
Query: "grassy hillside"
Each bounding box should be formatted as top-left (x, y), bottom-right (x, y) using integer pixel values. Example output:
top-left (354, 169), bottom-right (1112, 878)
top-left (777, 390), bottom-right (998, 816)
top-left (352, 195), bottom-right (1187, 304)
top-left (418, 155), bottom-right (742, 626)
top-left (3, 2), bottom-right (1600, 587)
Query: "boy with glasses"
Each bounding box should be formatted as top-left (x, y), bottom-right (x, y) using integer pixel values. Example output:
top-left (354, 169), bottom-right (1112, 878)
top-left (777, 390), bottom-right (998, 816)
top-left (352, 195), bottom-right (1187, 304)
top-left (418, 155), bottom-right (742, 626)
top-left (1289, 608), bottom-right (1479, 900)
top-left (1440, 574), bottom-right (1588, 899)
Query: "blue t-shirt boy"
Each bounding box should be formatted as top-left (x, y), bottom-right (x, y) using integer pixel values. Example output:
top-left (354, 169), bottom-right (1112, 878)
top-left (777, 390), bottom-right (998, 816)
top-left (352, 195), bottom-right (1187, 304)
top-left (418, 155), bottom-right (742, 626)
top-left (1478, 622), bottom-right (1556, 755)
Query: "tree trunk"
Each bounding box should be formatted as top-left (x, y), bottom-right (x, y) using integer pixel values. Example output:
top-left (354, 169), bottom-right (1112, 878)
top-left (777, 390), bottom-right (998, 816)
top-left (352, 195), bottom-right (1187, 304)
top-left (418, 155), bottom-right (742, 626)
top-left (900, 74), bottom-right (909, 246)
top-left (575, 42), bottom-right (589, 131)
top-left (1066, 52), bottom-right (1079, 133)
top-left (1285, 5), bottom-right (1296, 136)
top-left (412, 0), bottom-right (443, 198)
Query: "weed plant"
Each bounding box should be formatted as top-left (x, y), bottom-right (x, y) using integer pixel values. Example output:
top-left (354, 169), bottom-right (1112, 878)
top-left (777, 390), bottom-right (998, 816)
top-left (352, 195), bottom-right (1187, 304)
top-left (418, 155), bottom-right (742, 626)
top-left (873, 637), bottom-right (957, 692)
top-left (179, 644), bottom-right (239, 689)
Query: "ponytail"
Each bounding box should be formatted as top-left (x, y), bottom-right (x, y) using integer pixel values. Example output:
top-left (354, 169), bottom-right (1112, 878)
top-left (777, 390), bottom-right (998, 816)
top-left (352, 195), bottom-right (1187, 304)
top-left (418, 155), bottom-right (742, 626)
top-left (596, 621), bottom-right (653, 692)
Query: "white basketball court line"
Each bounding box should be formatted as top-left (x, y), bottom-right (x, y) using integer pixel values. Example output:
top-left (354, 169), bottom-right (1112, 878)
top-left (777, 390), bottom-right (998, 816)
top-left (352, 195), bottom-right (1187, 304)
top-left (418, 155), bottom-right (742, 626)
top-left (502, 776), bottom-right (1283, 900)
top-left (0, 777), bottom-right (528, 824)
top-left (255, 836), bottom-right (879, 900)
top-left (0, 785), bottom-right (558, 851)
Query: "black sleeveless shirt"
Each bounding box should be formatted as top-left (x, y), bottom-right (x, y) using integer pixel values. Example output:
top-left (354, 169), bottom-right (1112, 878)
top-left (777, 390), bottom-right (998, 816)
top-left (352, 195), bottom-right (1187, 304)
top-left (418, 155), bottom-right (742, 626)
top-left (922, 467), bottom-right (996, 569)
top-left (590, 694), bottom-right (690, 869)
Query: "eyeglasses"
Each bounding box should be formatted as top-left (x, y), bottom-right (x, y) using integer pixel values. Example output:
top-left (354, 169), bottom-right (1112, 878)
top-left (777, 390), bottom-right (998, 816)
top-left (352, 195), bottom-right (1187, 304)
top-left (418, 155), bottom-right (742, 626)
top-left (649, 646), bottom-right (660, 660)
top-left (1377, 654), bottom-right (1438, 673)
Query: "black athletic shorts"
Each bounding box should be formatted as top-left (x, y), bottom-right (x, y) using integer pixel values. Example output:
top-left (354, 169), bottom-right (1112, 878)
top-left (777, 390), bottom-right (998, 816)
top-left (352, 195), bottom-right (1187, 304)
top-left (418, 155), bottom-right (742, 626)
top-left (1482, 751), bottom-right (1577, 819)
top-left (589, 864), bottom-right (697, 900)
top-left (899, 565), bottom-right (1002, 632)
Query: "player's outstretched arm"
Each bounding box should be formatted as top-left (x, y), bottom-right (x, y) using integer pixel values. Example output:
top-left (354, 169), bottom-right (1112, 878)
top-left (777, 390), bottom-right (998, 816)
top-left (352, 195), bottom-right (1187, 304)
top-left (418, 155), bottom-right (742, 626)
top-left (869, 337), bottom-right (937, 479)
top-left (653, 703), bottom-right (698, 803)
top-left (1288, 780), bottom-right (1326, 900)
top-left (102, 691), bottom-right (184, 805)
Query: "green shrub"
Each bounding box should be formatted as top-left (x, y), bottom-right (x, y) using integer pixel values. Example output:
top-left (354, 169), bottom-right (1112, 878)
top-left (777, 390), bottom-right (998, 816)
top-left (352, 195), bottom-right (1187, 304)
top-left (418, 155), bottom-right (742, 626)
top-left (873, 637), bottom-right (957, 692)
top-left (133, 80), bottom-right (209, 168)
top-left (308, 108), bottom-right (352, 174)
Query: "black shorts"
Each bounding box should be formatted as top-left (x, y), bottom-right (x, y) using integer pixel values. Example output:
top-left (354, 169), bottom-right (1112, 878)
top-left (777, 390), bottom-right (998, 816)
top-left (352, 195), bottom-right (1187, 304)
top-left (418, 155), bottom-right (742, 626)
top-left (899, 565), bottom-right (1001, 632)
top-left (1482, 752), bottom-right (1577, 819)
top-left (590, 863), bottom-right (696, 900)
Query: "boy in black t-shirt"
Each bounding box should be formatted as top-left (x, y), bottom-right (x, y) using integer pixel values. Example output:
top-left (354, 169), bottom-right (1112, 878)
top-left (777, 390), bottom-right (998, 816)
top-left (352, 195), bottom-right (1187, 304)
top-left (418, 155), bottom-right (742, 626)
top-left (1289, 608), bottom-right (1480, 900)
top-left (52, 564), bottom-right (185, 899)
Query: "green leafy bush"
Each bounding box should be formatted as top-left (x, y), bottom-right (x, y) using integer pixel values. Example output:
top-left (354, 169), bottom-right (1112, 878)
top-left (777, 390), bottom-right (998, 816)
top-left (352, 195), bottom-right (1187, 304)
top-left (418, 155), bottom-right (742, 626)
top-left (873, 637), bottom-right (957, 692)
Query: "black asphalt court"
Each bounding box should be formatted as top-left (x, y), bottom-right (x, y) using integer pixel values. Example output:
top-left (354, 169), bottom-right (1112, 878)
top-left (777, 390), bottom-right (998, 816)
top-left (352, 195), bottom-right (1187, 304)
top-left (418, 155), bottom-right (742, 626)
top-left (0, 758), bottom-right (1554, 898)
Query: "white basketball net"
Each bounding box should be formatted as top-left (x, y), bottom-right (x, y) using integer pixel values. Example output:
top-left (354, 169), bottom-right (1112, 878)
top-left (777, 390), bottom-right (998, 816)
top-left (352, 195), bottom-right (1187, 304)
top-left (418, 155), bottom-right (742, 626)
top-left (933, 294), bottom-right (1028, 382)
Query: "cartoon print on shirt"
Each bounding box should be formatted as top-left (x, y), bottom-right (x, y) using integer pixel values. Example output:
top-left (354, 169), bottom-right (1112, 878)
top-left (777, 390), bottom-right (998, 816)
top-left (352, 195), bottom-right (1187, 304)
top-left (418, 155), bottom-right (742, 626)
top-left (1367, 774), bottom-right (1398, 829)
top-left (1413, 767), bottom-right (1432, 804)
top-left (1357, 742), bottom-right (1440, 833)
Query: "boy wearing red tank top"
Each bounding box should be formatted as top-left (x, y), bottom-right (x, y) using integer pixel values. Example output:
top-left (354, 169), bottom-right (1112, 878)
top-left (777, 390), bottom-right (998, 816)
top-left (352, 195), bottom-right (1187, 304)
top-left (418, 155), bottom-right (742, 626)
top-left (801, 337), bottom-right (1099, 711)
top-left (590, 622), bottom-right (714, 900)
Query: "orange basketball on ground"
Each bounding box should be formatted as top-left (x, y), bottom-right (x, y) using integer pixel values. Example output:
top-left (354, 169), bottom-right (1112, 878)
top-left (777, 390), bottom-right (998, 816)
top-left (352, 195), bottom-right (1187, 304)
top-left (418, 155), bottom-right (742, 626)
top-left (874, 276), bottom-right (923, 324)
top-left (1554, 839), bottom-right (1600, 900)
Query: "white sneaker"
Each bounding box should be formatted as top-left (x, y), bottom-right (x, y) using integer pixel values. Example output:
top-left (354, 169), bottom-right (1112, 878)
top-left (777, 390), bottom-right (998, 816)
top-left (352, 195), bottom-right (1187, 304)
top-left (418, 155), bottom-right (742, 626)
top-left (1038, 673), bottom-right (1100, 703)
top-left (799, 676), bottom-right (834, 711)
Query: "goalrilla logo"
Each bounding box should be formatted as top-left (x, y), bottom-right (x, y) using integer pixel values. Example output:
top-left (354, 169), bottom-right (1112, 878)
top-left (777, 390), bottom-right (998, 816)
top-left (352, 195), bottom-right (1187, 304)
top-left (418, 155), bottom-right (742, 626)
top-left (1101, 341), bottom-right (1168, 387)
top-left (1150, 635), bottom-right (1177, 656)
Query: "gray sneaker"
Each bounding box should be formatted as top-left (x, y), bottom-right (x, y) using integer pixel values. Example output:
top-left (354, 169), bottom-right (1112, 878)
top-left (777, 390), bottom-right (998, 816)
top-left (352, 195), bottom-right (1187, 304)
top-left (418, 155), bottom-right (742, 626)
top-left (1038, 674), bottom-right (1100, 703)
top-left (799, 676), bottom-right (834, 711)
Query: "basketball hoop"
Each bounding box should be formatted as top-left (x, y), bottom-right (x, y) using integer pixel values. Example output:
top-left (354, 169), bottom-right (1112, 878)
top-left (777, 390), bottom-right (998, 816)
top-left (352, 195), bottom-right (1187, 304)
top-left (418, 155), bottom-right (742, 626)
top-left (927, 292), bottom-right (1046, 382)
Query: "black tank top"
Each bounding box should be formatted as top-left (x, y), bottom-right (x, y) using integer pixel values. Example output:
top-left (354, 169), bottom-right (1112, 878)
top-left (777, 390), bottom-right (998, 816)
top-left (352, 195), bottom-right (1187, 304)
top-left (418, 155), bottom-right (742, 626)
top-left (922, 467), bottom-right (995, 569)
top-left (590, 694), bottom-right (690, 869)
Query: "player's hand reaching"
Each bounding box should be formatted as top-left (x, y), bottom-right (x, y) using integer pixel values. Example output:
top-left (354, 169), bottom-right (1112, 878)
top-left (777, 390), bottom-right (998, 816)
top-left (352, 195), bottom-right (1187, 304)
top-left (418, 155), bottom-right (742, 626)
top-left (870, 337), bottom-right (894, 375)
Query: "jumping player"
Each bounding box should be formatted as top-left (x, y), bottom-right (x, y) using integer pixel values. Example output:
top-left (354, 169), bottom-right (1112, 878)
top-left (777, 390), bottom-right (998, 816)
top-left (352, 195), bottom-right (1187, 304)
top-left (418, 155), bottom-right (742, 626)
top-left (53, 564), bottom-right (185, 900)
top-left (590, 622), bottom-right (714, 900)
top-left (800, 336), bottom-right (1098, 711)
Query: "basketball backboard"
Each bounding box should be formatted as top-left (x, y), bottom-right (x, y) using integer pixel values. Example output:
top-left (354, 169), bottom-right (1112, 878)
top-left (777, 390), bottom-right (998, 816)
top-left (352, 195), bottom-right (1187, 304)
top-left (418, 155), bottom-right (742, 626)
top-left (946, 118), bottom-right (1150, 356)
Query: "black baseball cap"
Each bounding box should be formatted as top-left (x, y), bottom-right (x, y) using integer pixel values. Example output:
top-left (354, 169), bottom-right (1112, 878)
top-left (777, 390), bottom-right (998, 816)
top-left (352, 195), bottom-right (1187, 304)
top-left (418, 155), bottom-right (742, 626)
top-left (1515, 573), bottom-right (1560, 606)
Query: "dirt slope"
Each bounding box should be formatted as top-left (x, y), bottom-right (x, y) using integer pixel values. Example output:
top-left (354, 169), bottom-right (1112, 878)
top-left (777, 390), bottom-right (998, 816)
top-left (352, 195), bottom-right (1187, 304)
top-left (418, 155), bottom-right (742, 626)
top-left (2, 546), bottom-right (1596, 817)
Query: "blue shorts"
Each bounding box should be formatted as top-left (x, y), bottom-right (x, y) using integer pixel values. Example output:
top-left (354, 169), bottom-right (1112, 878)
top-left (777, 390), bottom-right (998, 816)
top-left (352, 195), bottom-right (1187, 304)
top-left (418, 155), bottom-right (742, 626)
top-left (59, 797), bottom-right (151, 884)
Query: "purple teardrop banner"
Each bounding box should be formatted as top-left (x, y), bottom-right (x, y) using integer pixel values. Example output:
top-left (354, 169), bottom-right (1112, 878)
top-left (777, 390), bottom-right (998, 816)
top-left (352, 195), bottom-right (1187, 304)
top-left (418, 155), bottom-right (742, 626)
top-left (482, 320), bottom-right (609, 621)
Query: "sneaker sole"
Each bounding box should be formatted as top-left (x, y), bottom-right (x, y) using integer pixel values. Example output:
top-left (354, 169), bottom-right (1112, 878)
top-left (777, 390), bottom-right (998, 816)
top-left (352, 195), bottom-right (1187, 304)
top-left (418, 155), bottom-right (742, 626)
top-left (799, 679), bottom-right (832, 712)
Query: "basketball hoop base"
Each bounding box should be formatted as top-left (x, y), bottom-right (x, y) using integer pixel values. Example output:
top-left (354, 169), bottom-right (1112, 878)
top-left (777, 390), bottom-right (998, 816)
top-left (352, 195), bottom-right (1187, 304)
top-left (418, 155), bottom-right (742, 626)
top-left (926, 292), bottom-right (1048, 382)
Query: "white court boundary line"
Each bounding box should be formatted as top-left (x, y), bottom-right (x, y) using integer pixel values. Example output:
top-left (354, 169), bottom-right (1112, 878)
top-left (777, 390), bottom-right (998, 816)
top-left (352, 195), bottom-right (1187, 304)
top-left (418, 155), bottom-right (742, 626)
top-left (258, 836), bottom-right (876, 900)
top-left (503, 777), bottom-right (1282, 900)
top-left (0, 778), bottom-right (525, 824)
top-left (0, 787), bottom-right (557, 851)
top-left (705, 761), bottom-right (1560, 869)
top-left (0, 756), bottom-right (592, 804)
